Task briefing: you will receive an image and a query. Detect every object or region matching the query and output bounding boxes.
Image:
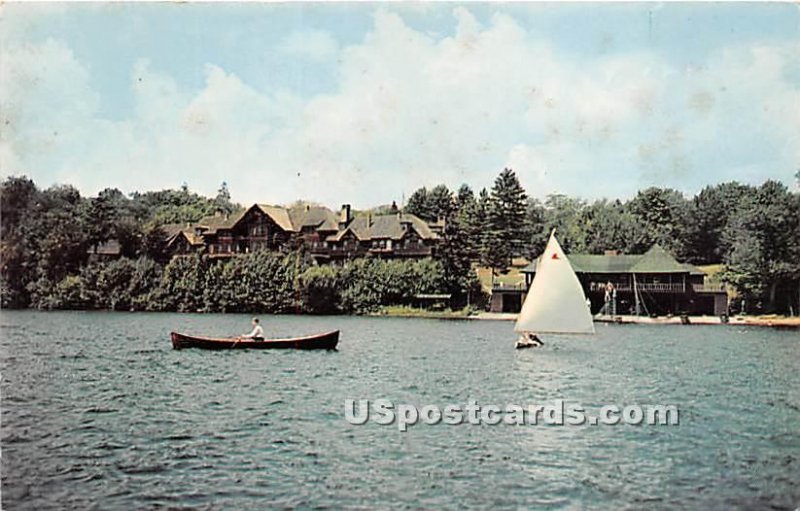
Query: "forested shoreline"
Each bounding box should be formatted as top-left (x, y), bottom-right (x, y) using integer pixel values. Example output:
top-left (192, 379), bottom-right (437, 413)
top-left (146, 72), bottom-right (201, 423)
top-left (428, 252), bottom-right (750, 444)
top-left (1, 170), bottom-right (799, 315)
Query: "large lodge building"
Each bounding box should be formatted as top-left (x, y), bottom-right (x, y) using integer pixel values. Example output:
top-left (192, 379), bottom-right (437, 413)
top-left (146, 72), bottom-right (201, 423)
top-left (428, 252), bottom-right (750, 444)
top-left (162, 203), bottom-right (442, 263)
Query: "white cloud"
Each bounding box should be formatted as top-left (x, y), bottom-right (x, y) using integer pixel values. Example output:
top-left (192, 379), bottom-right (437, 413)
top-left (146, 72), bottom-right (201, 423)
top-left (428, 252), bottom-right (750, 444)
top-left (2, 9), bottom-right (798, 207)
top-left (0, 38), bottom-right (102, 184)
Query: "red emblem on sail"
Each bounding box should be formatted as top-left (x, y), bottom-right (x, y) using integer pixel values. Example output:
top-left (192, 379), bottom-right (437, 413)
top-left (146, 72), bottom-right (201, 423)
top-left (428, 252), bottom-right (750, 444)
top-left (551, 253), bottom-right (559, 260)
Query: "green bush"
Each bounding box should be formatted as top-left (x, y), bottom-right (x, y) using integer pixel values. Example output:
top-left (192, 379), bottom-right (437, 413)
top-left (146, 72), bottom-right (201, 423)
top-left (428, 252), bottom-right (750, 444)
top-left (158, 254), bottom-right (209, 312)
top-left (298, 264), bottom-right (343, 314)
top-left (11, 252), bottom-right (464, 315)
top-left (218, 252), bottom-right (299, 313)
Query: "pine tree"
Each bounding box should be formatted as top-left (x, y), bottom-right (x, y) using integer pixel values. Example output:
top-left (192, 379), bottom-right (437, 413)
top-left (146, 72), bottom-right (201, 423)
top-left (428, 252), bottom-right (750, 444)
top-left (433, 184), bottom-right (476, 308)
top-left (428, 184), bottom-right (454, 220)
top-left (483, 168), bottom-right (528, 272)
top-left (405, 187), bottom-right (430, 220)
top-left (214, 182), bottom-right (234, 216)
top-left (476, 188), bottom-right (491, 265)
top-left (454, 184), bottom-right (482, 261)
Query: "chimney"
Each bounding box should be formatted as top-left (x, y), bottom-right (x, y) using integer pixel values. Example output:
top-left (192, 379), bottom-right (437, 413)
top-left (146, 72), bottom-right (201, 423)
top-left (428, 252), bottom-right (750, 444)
top-left (389, 200), bottom-right (398, 214)
top-left (339, 204), bottom-right (352, 229)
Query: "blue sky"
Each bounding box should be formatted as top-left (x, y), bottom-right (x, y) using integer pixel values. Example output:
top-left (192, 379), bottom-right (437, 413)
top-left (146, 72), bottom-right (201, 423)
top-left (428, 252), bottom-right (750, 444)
top-left (2, 2), bottom-right (798, 207)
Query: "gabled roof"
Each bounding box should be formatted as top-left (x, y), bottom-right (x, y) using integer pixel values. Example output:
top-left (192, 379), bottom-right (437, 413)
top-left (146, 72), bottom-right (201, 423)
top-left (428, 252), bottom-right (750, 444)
top-left (170, 204), bottom-right (440, 244)
top-left (566, 254), bottom-right (641, 273)
top-left (328, 225), bottom-right (362, 242)
top-left (288, 205), bottom-right (338, 231)
top-left (327, 213), bottom-right (439, 242)
top-left (179, 203), bottom-right (333, 237)
top-left (195, 213), bottom-right (238, 235)
top-left (161, 223), bottom-right (189, 237)
top-left (522, 244), bottom-right (705, 276)
top-left (164, 228), bottom-right (204, 246)
top-left (255, 204), bottom-right (296, 232)
top-left (630, 244), bottom-right (689, 273)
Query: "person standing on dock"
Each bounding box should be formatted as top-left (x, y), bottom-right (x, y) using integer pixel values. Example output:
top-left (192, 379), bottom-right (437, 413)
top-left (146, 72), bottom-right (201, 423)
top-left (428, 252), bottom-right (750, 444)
top-left (602, 282), bottom-right (613, 316)
top-left (241, 317), bottom-right (264, 341)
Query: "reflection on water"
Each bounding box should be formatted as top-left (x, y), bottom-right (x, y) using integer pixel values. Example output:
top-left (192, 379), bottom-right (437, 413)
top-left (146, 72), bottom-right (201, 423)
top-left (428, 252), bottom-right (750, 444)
top-left (1, 311), bottom-right (798, 509)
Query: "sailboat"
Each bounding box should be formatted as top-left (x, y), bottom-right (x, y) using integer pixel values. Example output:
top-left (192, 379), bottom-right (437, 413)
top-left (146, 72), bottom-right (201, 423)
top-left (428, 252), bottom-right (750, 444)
top-left (515, 230), bottom-right (595, 349)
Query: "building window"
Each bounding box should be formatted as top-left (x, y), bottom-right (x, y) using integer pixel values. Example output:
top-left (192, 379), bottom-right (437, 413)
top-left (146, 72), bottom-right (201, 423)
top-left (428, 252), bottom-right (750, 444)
top-left (250, 224), bottom-right (268, 237)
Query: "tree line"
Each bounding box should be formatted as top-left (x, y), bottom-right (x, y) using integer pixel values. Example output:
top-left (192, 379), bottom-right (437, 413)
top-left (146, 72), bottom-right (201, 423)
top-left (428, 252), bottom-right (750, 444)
top-left (0, 176), bottom-right (478, 313)
top-left (1, 171), bottom-right (799, 314)
top-left (405, 169), bottom-right (800, 314)
top-left (30, 252), bottom-right (455, 315)
top-left (1, 177), bottom-right (237, 309)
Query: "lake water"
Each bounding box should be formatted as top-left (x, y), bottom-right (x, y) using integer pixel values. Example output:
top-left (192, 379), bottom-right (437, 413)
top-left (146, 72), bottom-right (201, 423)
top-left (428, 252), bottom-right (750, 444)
top-left (1, 311), bottom-right (798, 510)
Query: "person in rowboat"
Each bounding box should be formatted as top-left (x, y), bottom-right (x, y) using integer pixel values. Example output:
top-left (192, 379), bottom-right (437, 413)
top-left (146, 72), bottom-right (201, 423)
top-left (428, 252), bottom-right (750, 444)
top-left (240, 317), bottom-right (264, 341)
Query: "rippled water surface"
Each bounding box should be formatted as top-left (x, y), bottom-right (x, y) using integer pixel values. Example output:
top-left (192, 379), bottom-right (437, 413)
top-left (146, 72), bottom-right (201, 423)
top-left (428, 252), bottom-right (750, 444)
top-left (1, 311), bottom-right (798, 509)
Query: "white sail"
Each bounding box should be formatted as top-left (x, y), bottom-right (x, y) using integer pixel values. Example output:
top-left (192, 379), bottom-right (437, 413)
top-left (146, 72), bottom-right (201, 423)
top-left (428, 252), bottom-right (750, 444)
top-left (514, 231), bottom-right (595, 334)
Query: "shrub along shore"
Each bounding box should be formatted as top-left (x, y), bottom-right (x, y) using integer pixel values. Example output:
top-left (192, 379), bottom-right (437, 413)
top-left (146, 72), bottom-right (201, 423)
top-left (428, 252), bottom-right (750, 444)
top-left (28, 252), bottom-right (479, 315)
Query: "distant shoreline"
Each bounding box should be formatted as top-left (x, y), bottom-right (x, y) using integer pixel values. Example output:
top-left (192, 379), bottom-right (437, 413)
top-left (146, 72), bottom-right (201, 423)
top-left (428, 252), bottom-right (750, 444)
top-left (3, 307), bottom-right (798, 329)
top-left (377, 309), bottom-right (800, 329)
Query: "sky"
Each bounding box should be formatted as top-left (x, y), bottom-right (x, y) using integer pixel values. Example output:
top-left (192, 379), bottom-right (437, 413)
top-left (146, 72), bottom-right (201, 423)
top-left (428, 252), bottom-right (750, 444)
top-left (1, 2), bottom-right (799, 208)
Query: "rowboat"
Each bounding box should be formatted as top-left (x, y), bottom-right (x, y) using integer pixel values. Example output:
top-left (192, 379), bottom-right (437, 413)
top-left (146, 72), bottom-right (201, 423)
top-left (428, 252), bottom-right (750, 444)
top-left (170, 330), bottom-right (339, 350)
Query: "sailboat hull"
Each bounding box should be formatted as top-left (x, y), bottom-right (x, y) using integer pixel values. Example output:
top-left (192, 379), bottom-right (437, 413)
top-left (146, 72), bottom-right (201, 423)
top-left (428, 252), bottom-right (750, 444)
top-left (515, 334), bottom-right (544, 349)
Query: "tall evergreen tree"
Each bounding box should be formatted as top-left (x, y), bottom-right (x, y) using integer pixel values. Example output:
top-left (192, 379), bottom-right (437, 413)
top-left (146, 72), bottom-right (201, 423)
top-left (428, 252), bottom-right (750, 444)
top-left (435, 214), bottom-right (476, 308)
top-left (405, 187), bottom-right (431, 220)
top-left (431, 184), bottom-right (479, 307)
top-left (483, 168), bottom-right (528, 272)
top-left (455, 184), bottom-right (475, 208)
top-left (453, 184), bottom-right (483, 261)
top-left (428, 184), bottom-right (454, 220)
top-left (214, 181), bottom-right (235, 216)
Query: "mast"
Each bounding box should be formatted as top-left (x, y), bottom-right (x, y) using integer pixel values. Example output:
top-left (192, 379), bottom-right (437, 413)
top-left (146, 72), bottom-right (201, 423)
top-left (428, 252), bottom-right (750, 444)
top-left (633, 273), bottom-right (649, 316)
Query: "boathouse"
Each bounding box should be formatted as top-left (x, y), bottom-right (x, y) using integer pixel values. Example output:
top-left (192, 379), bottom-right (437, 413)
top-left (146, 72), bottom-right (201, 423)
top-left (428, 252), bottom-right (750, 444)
top-left (494, 245), bottom-right (728, 316)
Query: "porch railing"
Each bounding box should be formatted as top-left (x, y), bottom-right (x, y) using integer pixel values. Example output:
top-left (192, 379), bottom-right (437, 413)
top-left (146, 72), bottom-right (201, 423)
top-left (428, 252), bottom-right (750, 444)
top-left (588, 282), bottom-right (687, 293)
